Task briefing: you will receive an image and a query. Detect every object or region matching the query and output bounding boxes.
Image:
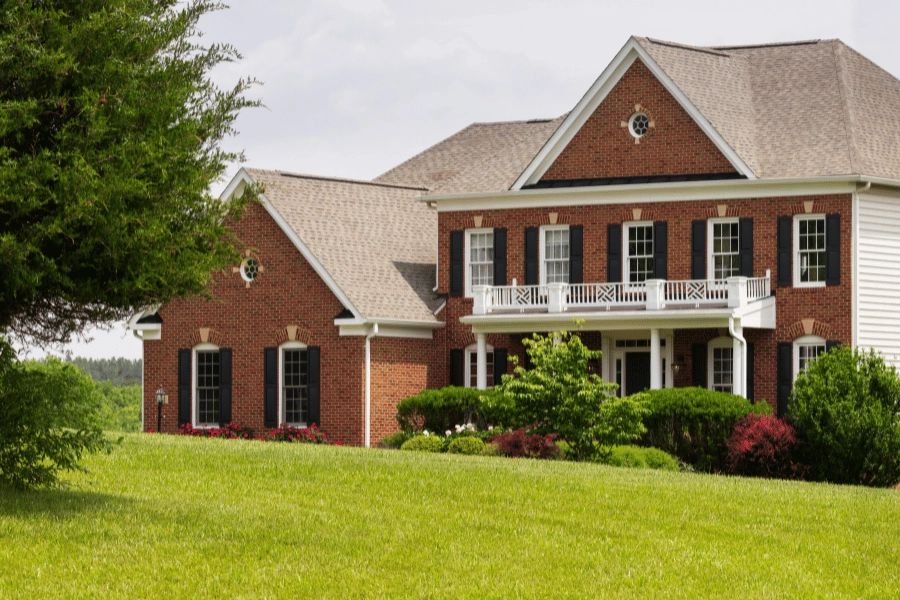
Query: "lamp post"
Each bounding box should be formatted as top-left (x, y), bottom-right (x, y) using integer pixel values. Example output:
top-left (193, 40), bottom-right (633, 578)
top-left (155, 386), bottom-right (168, 433)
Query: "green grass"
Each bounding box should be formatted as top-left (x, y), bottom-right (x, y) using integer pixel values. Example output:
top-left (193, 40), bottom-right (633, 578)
top-left (1, 435), bottom-right (898, 599)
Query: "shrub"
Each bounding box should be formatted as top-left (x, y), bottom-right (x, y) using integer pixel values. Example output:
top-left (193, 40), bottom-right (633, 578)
top-left (400, 434), bottom-right (446, 453)
top-left (380, 430), bottom-right (415, 449)
top-left (491, 428), bottom-right (560, 460)
top-left (447, 436), bottom-right (486, 455)
top-left (726, 414), bottom-right (808, 480)
top-left (396, 386), bottom-right (512, 433)
top-left (790, 346), bottom-right (900, 487)
top-left (180, 422), bottom-right (254, 440)
top-left (640, 387), bottom-right (770, 472)
top-left (480, 443), bottom-right (503, 457)
top-left (0, 353), bottom-right (112, 489)
top-left (600, 446), bottom-right (680, 471)
top-left (498, 330), bottom-right (648, 461)
top-left (266, 424), bottom-right (330, 444)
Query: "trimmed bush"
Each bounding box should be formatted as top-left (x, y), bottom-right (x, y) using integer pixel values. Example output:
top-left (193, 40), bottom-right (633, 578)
top-left (380, 430), bottom-right (415, 449)
top-left (400, 434), bottom-right (445, 453)
top-left (790, 346), bottom-right (900, 487)
top-left (396, 386), bottom-right (512, 433)
top-left (491, 428), bottom-right (560, 460)
top-left (726, 414), bottom-right (808, 480)
top-left (640, 387), bottom-right (771, 472)
top-left (447, 436), bottom-right (486, 455)
top-left (601, 446), bottom-right (680, 471)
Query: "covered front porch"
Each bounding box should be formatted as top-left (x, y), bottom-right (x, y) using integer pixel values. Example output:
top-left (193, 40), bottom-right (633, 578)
top-left (461, 275), bottom-right (775, 397)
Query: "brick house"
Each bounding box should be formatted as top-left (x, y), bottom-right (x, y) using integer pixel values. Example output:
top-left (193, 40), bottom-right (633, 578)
top-left (131, 36), bottom-right (900, 445)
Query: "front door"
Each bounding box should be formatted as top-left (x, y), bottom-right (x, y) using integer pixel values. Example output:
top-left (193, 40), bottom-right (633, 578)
top-left (625, 352), bottom-right (651, 395)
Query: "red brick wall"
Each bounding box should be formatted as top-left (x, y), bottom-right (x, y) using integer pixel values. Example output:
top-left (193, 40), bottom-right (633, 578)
top-left (438, 193), bottom-right (854, 408)
top-left (143, 201), bottom-right (368, 444)
top-left (541, 60), bottom-right (736, 181)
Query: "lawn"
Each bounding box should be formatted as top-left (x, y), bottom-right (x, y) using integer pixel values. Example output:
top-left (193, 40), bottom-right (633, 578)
top-left (1, 435), bottom-right (898, 599)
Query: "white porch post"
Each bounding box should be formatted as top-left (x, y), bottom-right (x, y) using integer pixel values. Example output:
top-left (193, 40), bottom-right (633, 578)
top-left (476, 333), bottom-right (488, 390)
top-left (650, 328), bottom-right (662, 390)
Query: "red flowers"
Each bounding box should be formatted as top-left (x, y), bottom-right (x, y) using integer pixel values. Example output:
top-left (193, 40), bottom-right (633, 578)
top-left (179, 422), bottom-right (253, 439)
top-left (267, 423), bottom-right (330, 444)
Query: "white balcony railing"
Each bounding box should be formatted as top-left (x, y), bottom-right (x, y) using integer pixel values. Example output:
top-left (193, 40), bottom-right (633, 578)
top-left (472, 270), bottom-right (772, 315)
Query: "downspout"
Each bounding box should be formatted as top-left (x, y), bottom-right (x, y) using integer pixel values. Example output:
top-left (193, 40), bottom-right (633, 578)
top-left (365, 323), bottom-right (379, 448)
top-left (728, 316), bottom-right (747, 399)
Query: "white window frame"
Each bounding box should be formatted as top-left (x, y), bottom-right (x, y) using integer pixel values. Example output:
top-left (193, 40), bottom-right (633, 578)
top-left (707, 217), bottom-right (741, 281)
top-left (279, 341), bottom-right (309, 427)
top-left (793, 334), bottom-right (826, 380)
top-left (707, 336), bottom-right (734, 393)
top-left (623, 221), bottom-right (654, 285)
top-left (539, 225), bottom-right (570, 285)
top-left (464, 228), bottom-right (494, 297)
top-left (192, 342), bottom-right (220, 428)
top-left (794, 214), bottom-right (827, 288)
top-left (464, 342), bottom-right (494, 389)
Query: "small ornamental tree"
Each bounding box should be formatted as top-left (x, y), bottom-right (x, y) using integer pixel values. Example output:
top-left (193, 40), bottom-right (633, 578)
top-left (790, 346), bottom-right (900, 487)
top-left (497, 330), bottom-right (648, 461)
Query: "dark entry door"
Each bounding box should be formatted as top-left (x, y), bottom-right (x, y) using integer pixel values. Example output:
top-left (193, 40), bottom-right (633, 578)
top-left (625, 352), bottom-right (651, 396)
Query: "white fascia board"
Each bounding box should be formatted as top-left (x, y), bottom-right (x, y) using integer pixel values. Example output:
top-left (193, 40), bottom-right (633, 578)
top-left (511, 37), bottom-right (755, 190)
top-left (423, 176), bottom-right (858, 213)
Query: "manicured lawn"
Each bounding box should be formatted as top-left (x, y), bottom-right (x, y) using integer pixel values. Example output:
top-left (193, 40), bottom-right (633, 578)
top-left (1, 435), bottom-right (898, 599)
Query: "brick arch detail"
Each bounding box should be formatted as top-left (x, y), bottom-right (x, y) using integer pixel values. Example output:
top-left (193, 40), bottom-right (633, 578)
top-left (189, 328), bottom-right (225, 347)
top-left (275, 325), bottom-right (312, 346)
top-left (788, 319), bottom-right (832, 340)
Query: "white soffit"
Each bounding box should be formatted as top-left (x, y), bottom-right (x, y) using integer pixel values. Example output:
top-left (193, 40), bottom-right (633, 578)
top-left (511, 37), bottom-right (756, 190)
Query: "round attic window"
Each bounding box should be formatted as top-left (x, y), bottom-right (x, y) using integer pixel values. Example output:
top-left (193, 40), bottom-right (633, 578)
top-left (240, 257), bottom-right (260, 282)
top-left (629, 112), bottom-right (650, 138)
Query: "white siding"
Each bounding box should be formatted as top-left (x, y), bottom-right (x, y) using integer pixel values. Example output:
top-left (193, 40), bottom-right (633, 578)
top-left (857, 189), bottom-right (900, 368)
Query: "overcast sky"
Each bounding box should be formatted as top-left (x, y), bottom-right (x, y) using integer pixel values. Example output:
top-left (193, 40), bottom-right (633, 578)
top-left (50, 0), bottom-right (900, 360)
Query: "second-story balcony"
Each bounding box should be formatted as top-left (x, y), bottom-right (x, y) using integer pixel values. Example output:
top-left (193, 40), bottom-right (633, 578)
top-left (471, 271), bottom-right (773, 316)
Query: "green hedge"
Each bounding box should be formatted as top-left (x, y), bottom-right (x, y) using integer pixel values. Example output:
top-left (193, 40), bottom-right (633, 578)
top-left (400, 435), bottom-right (446, 453)
top-left (601, 445), bottom-right (680, 471)
top-left (639, 387), bottom-right (770, 472)
top-left (396, 386), bottom-right (514, 433)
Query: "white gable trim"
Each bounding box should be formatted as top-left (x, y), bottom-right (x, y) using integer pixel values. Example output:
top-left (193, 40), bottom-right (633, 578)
top-left (225, 168), bottom-right (364, 321)
top-left (511, 37), bottom-right (756, 190)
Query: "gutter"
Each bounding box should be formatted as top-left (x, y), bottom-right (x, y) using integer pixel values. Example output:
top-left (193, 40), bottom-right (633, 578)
top-left (365, 323), bottom-right (378, 448)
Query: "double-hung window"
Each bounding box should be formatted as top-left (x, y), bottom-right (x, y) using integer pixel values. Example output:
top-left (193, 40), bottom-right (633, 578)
top-left (194, 344), bottom-right (221, 426)
top-left (795, 215), bottom-right (826, 287)
top-left (465, 344), bottom-right (495, 388)
top-left (793, 335), bottom-right (826, 379)
top-left (541, 226), bottom-right (570, 284)
top-left (625, 222), bottom-right (654, 283)
top-left (708, 219), bottom-right (740, 280)
top-left (707, 337), bottom-right (733, 393)
top-left (282, 343), bottom-right (310, 426)
top-left (465, 229), bottom-right (494, 296)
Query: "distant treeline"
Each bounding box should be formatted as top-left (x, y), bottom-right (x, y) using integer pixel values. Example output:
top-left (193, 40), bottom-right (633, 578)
top-left (69, 357), bottom-right (142, 386)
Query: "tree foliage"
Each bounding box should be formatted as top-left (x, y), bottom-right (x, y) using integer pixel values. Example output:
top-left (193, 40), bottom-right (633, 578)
top-left (497, 330), bottom-right (648, 461)
top-left (790, 346), bottom-right (900, 487)
top-left (0, 0), bottom-right (260, 345)
top-left (95, 381), bottom-right (142, 432)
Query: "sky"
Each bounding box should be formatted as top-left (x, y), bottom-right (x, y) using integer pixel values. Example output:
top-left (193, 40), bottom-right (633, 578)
top-left (48, 0), bottom-right (900, 360)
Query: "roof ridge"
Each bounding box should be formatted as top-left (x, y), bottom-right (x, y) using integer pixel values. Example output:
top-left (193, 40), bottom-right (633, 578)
top-left (251, 169), bottom-right (429, 191)
top-left (712, 39), bottom-right (822, 50)
top-left (643, 37), bottom-right (731, 57)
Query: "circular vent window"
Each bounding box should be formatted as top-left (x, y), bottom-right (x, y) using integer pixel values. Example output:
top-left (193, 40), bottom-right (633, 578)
top-left (629, 112), bottom-right (650, 138)
top-left (240, 257), bottom-right (260, 282)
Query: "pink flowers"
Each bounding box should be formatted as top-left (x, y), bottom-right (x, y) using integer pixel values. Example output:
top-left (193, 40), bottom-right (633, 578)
top-left (266, 423), bottom-right (331, 444)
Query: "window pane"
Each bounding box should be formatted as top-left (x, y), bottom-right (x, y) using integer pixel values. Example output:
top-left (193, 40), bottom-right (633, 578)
top-left (712, 222), bottom-right (740, 280)
top-left (468, 351), bottom-right (494, 388)
top-left (196, 351), bottom-right (220, 424)
top-left (544, 229), bottom-right (570, 284)
top-left (712, 347), bottom-right (733, 393)
top-left (628, 225), bottom-right (654, 282)
top-left (798, 217), bottom-right (826, 283)
top-left (469, 232), bottom-right (494, 288)
top-left (283, 349), bottom-right (309, 424)
top-left (798, 344), bottom-right (826, 373)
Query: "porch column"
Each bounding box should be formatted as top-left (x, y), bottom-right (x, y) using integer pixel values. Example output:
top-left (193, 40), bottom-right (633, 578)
top-left (650, 328), bottom-right (662, 390)
top-left (476, 333), bottom-right (488, 390)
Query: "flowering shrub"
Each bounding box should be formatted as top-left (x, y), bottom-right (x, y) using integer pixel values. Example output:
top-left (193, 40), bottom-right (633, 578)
top-left (179, 422), bottom-right (253, 439)
top-left (726, 414), bottom-right (808, 480)
top-left (267, 423), bottom-right (331, 444)
top-left (490, 427), bottom-right (560, 460)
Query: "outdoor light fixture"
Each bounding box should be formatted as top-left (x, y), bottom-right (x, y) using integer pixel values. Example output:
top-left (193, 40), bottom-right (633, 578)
top-left (672, 356), bottom-right (685, 376)
top-left (155, 386), bottom-right (168, 433)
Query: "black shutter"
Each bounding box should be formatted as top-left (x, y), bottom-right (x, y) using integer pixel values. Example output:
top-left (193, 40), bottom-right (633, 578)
top-left (493, 228), bottom-right (507, 286)
top-left (524, 227), bottom-right (539, 285)
top-left (218, 348), bottom-right (232, 426)
top-left (653, 221), bottom-right (667, 280)
top-left (739, 217), bottom-right (754, 277)
top-left (777, 216), bottom-right (792, 287)
top-left (307, 347), bottom-right (321, 426)
top-left (569, 225), bottom-right (583, 284)
top-left (450, 349), bottom-right (464, 387)
top-left (691, 220), bottom-right (706, 279)
top-left (493, 349), bottom-right (507, 387)
top-left (777, 342), bottom-right (793, 417)
top-left (178, 349), bottom-right (191, 426)
top-left (692, 343), bottom-right (707, 388)
top-left (826, 340), bottom-right (841, 353)
top-left (747, 343), bottom-right (755, 402)
top-left (264, 347), bottom-right (278, 427)
top-left (826, 214), bottom-right (840, 286)
top-left (607, 223), bottom-right (622, 282)
top-left (449, 230), bottom-right (463, 297)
